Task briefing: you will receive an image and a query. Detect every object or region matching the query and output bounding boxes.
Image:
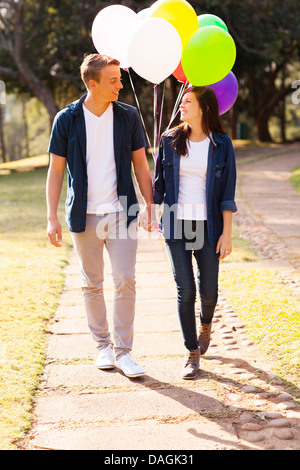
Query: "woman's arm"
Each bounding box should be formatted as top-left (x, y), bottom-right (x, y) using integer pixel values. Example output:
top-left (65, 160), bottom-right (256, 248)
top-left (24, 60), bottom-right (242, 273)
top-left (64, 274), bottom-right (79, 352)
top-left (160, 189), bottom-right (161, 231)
top-left (216, 210), bottom-right (233, 260)
top-left (132, 147), bottom-right (155, 231)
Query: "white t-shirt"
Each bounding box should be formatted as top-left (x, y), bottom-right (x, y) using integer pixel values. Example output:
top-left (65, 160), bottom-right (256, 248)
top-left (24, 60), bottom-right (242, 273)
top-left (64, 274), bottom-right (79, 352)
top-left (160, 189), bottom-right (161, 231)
top-left (83, 102), bottom-right (122, 215)
top-left (177, 137), bottom-right (210, 220)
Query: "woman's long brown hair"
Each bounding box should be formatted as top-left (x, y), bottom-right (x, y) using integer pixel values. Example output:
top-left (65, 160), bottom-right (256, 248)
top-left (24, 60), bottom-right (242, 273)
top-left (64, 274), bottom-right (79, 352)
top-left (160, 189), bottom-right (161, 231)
top-left (169, 86), bottom-right (224, 156)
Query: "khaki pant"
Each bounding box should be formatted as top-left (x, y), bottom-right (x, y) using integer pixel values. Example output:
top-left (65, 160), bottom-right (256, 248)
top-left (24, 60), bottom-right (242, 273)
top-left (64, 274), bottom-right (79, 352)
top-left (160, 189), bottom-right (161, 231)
top-left (71, 211), bottom-right (138, 358)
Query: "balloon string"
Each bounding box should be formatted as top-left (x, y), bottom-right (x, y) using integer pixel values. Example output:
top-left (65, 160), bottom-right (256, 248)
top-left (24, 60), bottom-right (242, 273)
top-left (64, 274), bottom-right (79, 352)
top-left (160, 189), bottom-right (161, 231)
top-left (166, 81), bottom-right (189, 132)
top-left (153, 84), bottom-right (158, 161)
top-left (153, 80), bottom-right (166, 163)
top-left (127, 69), bottom-right (153, 158)
top-left (157, 80), bottom-right (166, 158)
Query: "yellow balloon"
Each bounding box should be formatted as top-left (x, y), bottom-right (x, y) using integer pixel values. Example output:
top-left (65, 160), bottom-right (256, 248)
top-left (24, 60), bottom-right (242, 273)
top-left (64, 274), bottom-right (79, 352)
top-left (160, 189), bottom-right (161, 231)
top-left (148, 0), bottom-right (198, 48)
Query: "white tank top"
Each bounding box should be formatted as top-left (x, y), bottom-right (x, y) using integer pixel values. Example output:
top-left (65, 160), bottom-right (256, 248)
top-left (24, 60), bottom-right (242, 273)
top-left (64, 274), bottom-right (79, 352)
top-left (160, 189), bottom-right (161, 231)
top-left (177, 137), bottom-right (210, 220)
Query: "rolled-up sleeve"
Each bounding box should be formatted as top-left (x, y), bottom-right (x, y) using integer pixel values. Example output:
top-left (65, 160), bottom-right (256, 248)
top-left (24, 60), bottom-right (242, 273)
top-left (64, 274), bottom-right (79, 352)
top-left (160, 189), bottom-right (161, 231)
top-left (219, 137), bottom-right (237, 213)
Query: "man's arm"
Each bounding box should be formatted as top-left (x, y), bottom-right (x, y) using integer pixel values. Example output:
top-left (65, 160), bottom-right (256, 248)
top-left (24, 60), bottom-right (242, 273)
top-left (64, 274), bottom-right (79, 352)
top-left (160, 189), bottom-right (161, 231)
top-left (131, 147), bottom-right (155, 231)
top-left (46, 154), bottom-right (66, 247)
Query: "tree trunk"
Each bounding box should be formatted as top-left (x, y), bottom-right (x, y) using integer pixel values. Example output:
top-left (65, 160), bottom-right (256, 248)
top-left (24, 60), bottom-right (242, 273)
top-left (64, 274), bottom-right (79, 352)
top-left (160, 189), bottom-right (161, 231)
top-left (22, 99), bottom-right (29, 158)
top-left (13, 1), bottom-right (59, 127)
top-left (227, 99), bottom-right (239, 140)
top-left (0, 105), bottom-right (6, 163)
top-left (279, 66), bottom-right (287, 143)
top-left (14, 56), bottom-right (58, 128)
top-left (278, 100), bottom-right (287, 143)
top-left (256, 114), bottom-right (273, 142)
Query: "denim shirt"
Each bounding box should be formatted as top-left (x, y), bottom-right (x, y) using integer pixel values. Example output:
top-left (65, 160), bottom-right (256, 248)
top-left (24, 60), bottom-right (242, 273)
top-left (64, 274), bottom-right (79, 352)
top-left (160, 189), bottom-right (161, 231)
top-left (153, 131), bottom-right (237, 245)
top-left (48, 95), bottom-right (146, 232)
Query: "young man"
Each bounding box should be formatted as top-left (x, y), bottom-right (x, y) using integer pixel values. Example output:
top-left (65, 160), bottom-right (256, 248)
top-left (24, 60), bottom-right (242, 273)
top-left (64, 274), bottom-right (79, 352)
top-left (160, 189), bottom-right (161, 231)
top-left (46, 54), bottom-right (154, 377)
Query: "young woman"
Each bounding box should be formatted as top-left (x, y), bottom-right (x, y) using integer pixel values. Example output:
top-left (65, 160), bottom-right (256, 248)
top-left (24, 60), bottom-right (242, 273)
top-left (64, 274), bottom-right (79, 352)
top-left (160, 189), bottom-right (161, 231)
top-left (153, 86), bottom-right (237, 379)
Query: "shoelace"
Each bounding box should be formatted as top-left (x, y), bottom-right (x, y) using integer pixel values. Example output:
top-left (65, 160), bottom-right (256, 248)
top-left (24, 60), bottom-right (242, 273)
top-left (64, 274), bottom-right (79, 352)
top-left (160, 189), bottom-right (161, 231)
top-left (185, 349), bottom-right (199, 366)
top-left (122, 354), bottom-right (137, 366)
top-left (200, 324), bottom-right (210, 338)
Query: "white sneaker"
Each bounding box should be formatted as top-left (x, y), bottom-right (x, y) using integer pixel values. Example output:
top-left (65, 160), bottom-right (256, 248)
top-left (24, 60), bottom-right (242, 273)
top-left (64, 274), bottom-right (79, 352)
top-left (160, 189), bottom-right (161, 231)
top-left (95, 345), bottom-right (115, 369)
top-left (116, 353), bottom-right (144, 378)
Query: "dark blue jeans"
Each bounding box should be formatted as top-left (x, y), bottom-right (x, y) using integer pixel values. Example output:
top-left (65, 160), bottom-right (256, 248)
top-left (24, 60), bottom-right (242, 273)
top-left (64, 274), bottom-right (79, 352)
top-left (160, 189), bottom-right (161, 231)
top-left (165, 220), bottom-right (219, 351)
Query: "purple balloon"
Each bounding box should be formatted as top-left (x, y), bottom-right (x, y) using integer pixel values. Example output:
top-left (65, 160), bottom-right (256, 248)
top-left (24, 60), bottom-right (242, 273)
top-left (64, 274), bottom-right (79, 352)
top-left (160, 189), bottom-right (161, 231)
top-left (208, 72), bottom-right (238, 115)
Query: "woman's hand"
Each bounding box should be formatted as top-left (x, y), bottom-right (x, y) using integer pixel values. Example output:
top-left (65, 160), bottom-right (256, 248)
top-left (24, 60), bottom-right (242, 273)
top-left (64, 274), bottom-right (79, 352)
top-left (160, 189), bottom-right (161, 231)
top-left (216, 232), bottom-right (232, 260)
top-left (138, 205), bottom-right (158, 232)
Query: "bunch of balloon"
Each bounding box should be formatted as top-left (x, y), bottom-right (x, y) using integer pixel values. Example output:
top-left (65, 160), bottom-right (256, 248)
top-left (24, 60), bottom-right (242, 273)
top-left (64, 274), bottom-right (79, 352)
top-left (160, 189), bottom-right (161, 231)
top-left (174, 12), bottom-right (238, 115)
top-left (91, 2), bottom-right (239, 160)
top-left (92, 3), bottom-right (184, 159)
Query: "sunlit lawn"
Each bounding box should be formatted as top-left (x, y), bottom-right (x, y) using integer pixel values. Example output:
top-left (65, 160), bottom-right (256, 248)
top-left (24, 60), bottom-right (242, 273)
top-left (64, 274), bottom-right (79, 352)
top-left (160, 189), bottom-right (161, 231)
top-left (218, 163), bottom-right (300, 395)
top-left (219, 267), bottom-right (300, 392)
top-left (0, 164), bottom-right (71, 449)
top-left (291, 165), bottom-right (300, 193)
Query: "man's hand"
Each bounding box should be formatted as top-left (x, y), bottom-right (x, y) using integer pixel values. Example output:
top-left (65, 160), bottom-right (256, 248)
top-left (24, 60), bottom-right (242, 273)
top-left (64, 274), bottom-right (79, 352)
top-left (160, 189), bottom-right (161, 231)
top-left (138, 205), bottom-right (158, 232)
top-left (47, 218), bottom-right (62, 247)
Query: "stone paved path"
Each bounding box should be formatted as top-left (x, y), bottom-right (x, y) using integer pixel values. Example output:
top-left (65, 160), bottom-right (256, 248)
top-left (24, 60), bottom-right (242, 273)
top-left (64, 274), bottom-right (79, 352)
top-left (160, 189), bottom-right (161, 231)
top-left (26, 145), bottom-right (300, 451)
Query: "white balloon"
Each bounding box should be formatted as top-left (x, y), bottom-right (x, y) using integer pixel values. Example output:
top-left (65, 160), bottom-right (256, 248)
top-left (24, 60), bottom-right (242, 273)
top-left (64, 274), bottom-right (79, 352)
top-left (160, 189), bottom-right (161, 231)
top-left (127, 18), bottom-right (182, 84)
top-left (92, 5), bottom-right (139, 69)
top-left (137, 8), bottom-right (150, 21)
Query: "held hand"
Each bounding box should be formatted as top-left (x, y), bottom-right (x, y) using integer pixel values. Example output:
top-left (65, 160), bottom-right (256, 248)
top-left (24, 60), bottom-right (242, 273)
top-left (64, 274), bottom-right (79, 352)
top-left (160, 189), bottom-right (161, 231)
top-left (216, 233), bottom-right (232, 260)
top-left (138, 206), bottom-right (158, 232)
top-left (47, 219), bottom-right (62, 247)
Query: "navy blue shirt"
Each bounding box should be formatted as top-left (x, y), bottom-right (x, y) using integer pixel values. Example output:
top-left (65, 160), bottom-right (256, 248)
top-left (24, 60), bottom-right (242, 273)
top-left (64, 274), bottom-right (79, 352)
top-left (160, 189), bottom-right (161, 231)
top-left (48, 95), bottom-right (146, 232)
top-left (153, 131), bottom-right (237, 245)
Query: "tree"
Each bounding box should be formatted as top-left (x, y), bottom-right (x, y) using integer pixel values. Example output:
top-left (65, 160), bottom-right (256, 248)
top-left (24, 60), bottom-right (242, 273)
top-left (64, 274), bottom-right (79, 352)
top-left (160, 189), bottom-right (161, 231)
top-left (0, 0), bottom-right (60, 124)
top-left (1, 0), bottom-right (298, 144)
top-left (0, 0), bottom-right (109, 125)
top-left (206, 0), bottom-right (300, 141)
top-left (0, 103), bottom-right (6, 162)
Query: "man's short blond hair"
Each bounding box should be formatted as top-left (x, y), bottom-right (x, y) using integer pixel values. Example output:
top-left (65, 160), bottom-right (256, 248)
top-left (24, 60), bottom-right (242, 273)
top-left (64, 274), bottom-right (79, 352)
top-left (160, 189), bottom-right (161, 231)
top-left (80, 54), bottom-right (120, 89)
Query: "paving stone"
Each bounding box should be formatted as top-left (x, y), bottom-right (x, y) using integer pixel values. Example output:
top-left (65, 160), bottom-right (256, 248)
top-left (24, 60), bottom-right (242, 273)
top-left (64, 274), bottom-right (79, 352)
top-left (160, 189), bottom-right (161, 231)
top-left (242, 386), bottom-right (257, 393)
top-left (277, 393), bottom-right (293, 402)
top-left (239, 413), bottom-right (254, 423)
top-left (241, 423), bottom-right (264, 431)
top-left (273, 429), bottom-right (294, 440)
top-left (29, 420), bottom-right (241, 451)
top-left (264, 412), bottom-right (283, 420)
top-left (266, 419), bottom-right (290, 428)
top-left (242, 431), bottom-right (265, 443)
top-left (277, 402), bottom-right (297, 410)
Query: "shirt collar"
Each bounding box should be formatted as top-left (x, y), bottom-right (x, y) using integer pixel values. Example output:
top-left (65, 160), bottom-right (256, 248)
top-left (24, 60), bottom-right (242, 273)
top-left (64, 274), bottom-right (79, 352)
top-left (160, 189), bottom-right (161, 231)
top-left (67, 94), bottom-right (87, 116)
top-left (210, 131), bottom-right (224, 146)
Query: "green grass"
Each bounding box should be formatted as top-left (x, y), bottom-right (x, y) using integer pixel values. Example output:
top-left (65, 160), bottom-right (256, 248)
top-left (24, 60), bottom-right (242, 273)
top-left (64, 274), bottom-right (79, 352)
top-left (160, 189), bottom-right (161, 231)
top-left (219, 267), bottom-right (300, 393)
top-left (0, 165), bottom-right (71, 449)
top-left (219, 178), bottom-right (300, 394)
top-left (290, 165), bottom-right (300, 193)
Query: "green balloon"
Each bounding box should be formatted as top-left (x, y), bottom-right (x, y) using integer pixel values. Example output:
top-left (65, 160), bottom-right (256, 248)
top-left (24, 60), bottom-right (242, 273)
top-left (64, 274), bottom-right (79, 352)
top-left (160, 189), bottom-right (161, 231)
top-left (197, 14), bottom-right (228, 32)
top-left (182, 25), bottom-right (236, 86)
